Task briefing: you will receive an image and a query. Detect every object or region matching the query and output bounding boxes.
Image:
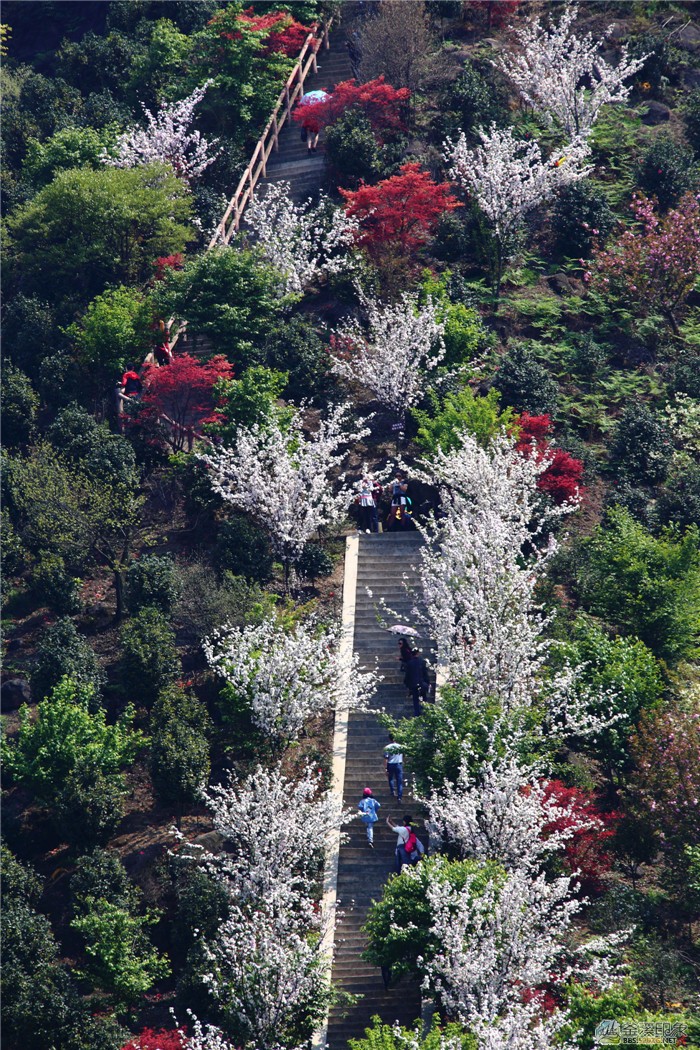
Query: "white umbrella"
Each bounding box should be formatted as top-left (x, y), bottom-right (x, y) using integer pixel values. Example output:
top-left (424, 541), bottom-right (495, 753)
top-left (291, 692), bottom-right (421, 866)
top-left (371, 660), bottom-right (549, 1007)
top-left (387, 624), bottom-right (420, 636)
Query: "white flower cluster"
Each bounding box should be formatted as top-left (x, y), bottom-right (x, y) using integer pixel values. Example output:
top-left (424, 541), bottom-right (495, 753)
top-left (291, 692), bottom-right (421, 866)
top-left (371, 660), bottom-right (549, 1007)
top-left (196, 763), bottom-right (350, 1047)
top-left (244, 181), bottom-right (359, 295)
top-left (416, 431), bottom-right (571, 703)
top-left (424, 755), bottom-right (601, 872)
top-left (204, 616), bottom-right (376, 742)
top-left (201, 402), bottom-right (369, 583)
top-left (106, 82), bottom-right (221, 182)
top-left (447, 125), bottom-right (591, 247)
top-left (495, 3), bottom-right (647, 140)
top-left (331, 292), bottom-right (445, 418)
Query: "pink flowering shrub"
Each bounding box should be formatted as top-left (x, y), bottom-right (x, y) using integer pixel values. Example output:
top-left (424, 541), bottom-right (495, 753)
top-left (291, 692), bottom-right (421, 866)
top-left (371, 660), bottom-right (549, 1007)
top-left (627, 705), bottom-right (700, 851)
top-left (586, 192), bottom-right (700, 333)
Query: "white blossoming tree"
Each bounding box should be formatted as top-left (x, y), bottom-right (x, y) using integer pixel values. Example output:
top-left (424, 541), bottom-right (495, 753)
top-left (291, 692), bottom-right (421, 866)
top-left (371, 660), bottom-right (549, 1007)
top-left (446, 125), bottom-right (590, 294)
top-left (415, 431), bottom-right (572, 705)
top-left (106, 82), bottom-right (221, 181)
top-left (192, 763), bottom-right (350, 1049)
top-left (200, 761), bottom-right (350, 905)
top-left (201, 403), bottom-right (368, 589)
top-left (204, 616), bottom-right (376, 743)
top-left (204, 900), bottom-right (331, 1049)
top-left (330, 292), bottom-right (445, 423)
top-left (424, 864), bottom-right (580, 1028)
top-left (424, 754), bottom-right (600, 872)
top-left (496, 3), bottom-right (647, 140)
top-left (244, 181), bottom-right (358, 296)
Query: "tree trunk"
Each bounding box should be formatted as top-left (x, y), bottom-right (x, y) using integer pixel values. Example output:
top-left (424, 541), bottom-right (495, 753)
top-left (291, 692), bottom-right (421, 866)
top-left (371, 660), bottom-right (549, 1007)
top-left (113, 567), bottom-right (124, 622)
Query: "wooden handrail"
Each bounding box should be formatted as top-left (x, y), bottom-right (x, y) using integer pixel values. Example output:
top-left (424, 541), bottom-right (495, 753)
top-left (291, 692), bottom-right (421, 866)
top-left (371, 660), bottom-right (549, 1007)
top-left (207, 17), bottom-right (332, 250)
top-left (169, 20), bottom-right (332, 352)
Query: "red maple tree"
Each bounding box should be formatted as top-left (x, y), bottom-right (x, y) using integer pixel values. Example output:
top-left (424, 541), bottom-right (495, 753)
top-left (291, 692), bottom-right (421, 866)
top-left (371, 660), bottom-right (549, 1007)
top-left (292, 76), bottom-right (410, 138)
top-left (153, 254), bottom-right (184, 281)
top-left (515, 413), bottom-right (584, 505)
top-left (120, 1028), bottom-right (188, 1050)
top-left (132, 354), bottom-right (233, 453)
top-left (541, 780), bottom-right (619, 895)
top-left (464, 0), bottom-right (520, 29)
top-left (340, 163), bottom-right (461, 270)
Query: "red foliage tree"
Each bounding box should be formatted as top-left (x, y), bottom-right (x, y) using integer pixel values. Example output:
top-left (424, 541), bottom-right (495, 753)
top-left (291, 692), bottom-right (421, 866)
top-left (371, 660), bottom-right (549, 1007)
top-left (120, 1028), bottom-right (187, 1050)
top-left (515, 413), bottom-right (584, 505)
top-left (292, 76), bottom-right (410, 138)
top-left (340, 163), bottom-right (460, 271)
top-left (586, 192), bottom-right (700, 334)
top-left (153, 254), bottom-right (185, 281)
top-left (133, 354), bottom-right (233, 452)
top-left (541, 780), bottom-right (619, 895)
top-left (464, 0), bottom-right (520, 29)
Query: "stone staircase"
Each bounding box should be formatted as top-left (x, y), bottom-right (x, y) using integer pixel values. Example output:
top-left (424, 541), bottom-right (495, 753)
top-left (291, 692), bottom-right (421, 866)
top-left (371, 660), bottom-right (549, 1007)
top-left (261, 23), bottom-right (354, 203)
top-left (326, 532), bottom-right (426, 1048)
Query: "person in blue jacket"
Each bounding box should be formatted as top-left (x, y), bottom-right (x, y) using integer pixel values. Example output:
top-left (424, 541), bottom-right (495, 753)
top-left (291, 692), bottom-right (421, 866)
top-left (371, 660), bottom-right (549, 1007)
top-left (358, 787), bottom-right (381, 848)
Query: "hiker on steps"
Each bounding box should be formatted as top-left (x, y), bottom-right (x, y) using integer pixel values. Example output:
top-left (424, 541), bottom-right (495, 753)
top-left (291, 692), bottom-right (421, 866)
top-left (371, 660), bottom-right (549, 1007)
top-left (404, 647), bottom-right (430, 716)
top-left (386, 813), bottom-right (412, 872)
top-left (384, 734), bottom-right (404, 802)
top-left (358, 787), bottom-right (380, 848)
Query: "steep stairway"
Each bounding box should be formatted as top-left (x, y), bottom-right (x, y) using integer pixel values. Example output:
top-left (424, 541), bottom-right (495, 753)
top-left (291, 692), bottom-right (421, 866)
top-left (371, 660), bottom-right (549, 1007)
top-left (261, 22), bottom-right (354, 203)
top-left (326, 532), bottom-right (426, 1048)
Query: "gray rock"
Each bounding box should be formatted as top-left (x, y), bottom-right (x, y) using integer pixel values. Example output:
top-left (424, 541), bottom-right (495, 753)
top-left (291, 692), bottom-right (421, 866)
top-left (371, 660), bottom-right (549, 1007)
top-left (673, 23), bottom-right (700, 53)
top-left (1, 678), bottom-right (31, 712)
top-left (192, 830), bottom-right (225, 854)
top-left (684, 68), bottom-right (700, 88)
top-left (641, 101), bottom-right (671, 125)
top-left (548, 272), bottom-right (575, 296)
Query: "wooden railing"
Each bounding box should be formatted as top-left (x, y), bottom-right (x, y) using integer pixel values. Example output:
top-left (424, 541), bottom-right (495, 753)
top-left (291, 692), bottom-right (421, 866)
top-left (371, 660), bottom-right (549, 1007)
top-left (207, 19), bottom-right (332, 249)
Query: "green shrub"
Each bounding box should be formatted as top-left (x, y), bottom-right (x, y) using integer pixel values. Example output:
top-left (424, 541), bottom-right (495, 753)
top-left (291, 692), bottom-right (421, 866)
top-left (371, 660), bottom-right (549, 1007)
top-left (362, 856), bottom-right (504, 979)
top-left (0, 361), bottom-right (39, 447)
top-left (47, 402), bottom-right (138, 489)
top-left (576, 507), bottom-right (700, 663)
top-left (657, 458), bottom-right (700, 529)
top-left (264, 314), bottom-right (337, 404)
top-left (636, 137), bottom-right (698, 211)
top-left (325, 108), bottom-right (382, 187)
top-left (2, 844), bottom-right (42, 905)
top-left (554, 616), bottom-right (665, 782)
top-left (413, 385), bottom-right (514, 455)
top-left (683, 87), bottom-right (700, 156)
top-left (214, 514), bottom-right (274, 584)
top-left (437, 64), bottom-right (508, 141)
top-left (120, 606), bottom-right (180, 702)
top-left (350, 1016), bottom-right (475, 1050)
top-left (71, 898), bottom-right (170, 1004)
top-left (55, 758), bottom-right (126, 848)
top-left (173, 564), bottom-right (276, 642)
top-left (553, 180), bottom-right (615, 257)
top-left (493, 342), bottom-right (558, 415)
top-left (1, 507), bottom-right (28, 576)
top-left (609, 402), bottom-right (673, 486)
top-left (296, 542), bottom-right (333, 584)
top-left (125, 554), bottom-right (181, 614)
top-left (150, 686), bottom-right (211, 810)
top-left (212, 365), bottom-right (289, 444)
top-left (71, 849), bottom-right (139, 916)
top-left (561, 979), bottom-right (643, 1050)
top-left (31, 617), bottom-right (105, 702)
top-left (31, 553), bottom-right (82, 615)
top-left (2, 891), bottom-right (128, 1050)
top-left (3, 676), bottom-right (143, 805)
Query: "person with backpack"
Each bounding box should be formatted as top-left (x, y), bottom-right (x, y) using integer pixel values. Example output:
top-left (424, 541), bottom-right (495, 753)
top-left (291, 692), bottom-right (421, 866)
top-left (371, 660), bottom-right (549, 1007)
top-left (386, 813), bottom-right (412, 872)
top-left (358, 787), bottom-right (381, 848)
